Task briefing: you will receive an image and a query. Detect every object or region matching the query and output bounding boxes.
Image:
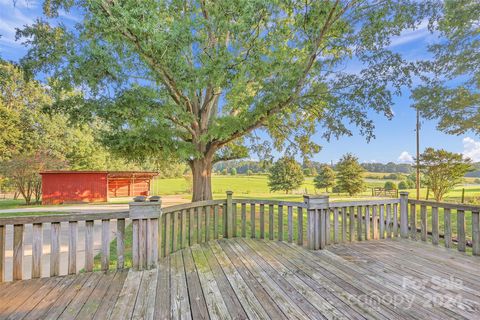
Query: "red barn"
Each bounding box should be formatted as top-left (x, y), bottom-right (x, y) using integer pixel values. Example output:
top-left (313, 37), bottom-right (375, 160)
top-left (40, 171), bottom-right (158, 205)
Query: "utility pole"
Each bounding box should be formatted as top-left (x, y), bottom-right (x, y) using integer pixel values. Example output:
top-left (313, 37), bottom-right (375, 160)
top-left (416, 107), bottom-right (420, 200)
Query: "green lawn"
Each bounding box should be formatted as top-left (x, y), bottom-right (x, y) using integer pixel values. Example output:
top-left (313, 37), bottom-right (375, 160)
top-left (151, 174), bottom-right (479, 204)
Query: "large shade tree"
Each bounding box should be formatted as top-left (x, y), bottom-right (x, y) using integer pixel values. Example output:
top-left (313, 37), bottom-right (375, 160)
top-left (412, 0), bottom-right (480, 135)
top-left (18, 0), bottom-right (430, 201)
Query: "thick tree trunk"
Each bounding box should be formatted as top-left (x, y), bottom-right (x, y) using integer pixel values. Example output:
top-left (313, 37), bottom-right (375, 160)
top-left (190, 157), bottom-right (213, 202)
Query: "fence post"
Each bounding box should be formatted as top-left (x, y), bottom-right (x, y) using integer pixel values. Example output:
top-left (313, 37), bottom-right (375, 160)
top-left (304, 195), bottom-right (329, 250)
top-left (225, 191), bottom-right (233, 238)
top-left (399, 192), bottom-right (409, 238)
top-left (130, 197), bottom-right (162, 270)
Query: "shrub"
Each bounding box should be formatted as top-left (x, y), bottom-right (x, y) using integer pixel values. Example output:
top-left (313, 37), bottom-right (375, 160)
top-left (398, 181), bottom-right (408, 190)
top-left (384, 181), bottom-right (397, 190)
top-left (230, 168), bottom-right (237, 175)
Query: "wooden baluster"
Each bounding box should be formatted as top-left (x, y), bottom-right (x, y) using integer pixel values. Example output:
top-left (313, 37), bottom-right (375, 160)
top-left (386, 204), bottom-right (392, 238)
top-left (232, 203), bottom-right (237, 237)
top-left (269, 205), bottom-right (274, 240)
top-left (0, 225), bottom-right (5, 282)
top-left (473, 211), bottom-right (480, 256)
top-left (432, 206), bottom-right (439, 245)
top-left (241, 203), bottom-right (247, 238)
top-left (13, 224), bottom-right (24, 280)
top-left (444, 208), bottom-right (451, 248)
top-left (85, 220), bottom-right (94, 272)
top-left (410, 204), bottom-right (416, 240)
top-left (342, 207), bottom-right (347, 242)
top-left (372, 206), bottom-right (378, 240)
top-left (297, 207), bottom-right (303, 245)
top-left (32, 223), bottom-right (43, 278)
top-left (288, 206), bottom-right (293, 243)
top-left (349, 206), bottom-right (355, 242)
top-left (205, 206), bottom-right (211, 242)
top-left (189, 208), bottom-right (194, 245)
top-left (250, 204), bottom-right (256, 238)
top-left (393, 204), bottom-right (399, 237)
top-left (457, 209), bottom-right (466, 252)
top-left (379, 205), bottom-right (385, 239)
top-left (181, 210), bottom-right (187, 248)
top-left (365, 206), bottom-right (371, 241)
top-left (260, 204), bottom-right (265, 239)
top-left (117, 219), bottom-right (125, 269)
top-left (214, 206), bottom-right (219, 240)
top-left (357, 206), bottom-right (363, 241)
top-left (132, 219), bottom-right (139, 269)
top-left (50, 222), bottom-right (61, 277)
top-left (68, 221), bottom-right (78, 274)
top-left (333, 208), bottom-right (339, 243)
top-left (158, 214), bottom-right (164, 259)
top-left (325, 209), bottom-right (331, 245)
top-left (173, 212), bottom-right (178, 251)
top-left (278, 205), bottom-right (284, 241)
top-left (420, 205), bottom-right (427, 242)
top-left (149, 218), bottom-right (159, 268)
top-left (101, 219), bottom-right (110, 271)
top-left (196, 207), bottom-right (202, 244)
top-left (165, 214), bottom-right (171, 256)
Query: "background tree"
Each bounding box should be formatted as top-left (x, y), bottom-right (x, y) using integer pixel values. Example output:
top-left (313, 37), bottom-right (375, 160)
top-left (384, 181), bottom-right (397, 190)
top-left (268, 158), bottom-right (304, 194)
top-left (314, 165), bottom-right (336, 192)
top-left (412, 0), bottom-right (480, 135)
top-left (230, 168), bottom-right (237, 176)
top-left (0, 152), bottom-right (66, 204)
top-left (417, 148), bottom-right (472, 201)
top-left (336, 154), bottom-right (365, 196)
top-left (19, 0), bottom-right (430, 201)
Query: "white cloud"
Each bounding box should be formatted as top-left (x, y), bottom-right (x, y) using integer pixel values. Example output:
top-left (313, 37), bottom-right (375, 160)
top-left (397, 151), bottom-right (414, 163)
top-left (463, 137), bottom-right (480, 162)
top-left (389, 20), bottom-right (431, 48)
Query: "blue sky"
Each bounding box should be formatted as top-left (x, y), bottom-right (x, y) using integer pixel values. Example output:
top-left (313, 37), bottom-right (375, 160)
top-left (1, 0), bottom-right (479, 164)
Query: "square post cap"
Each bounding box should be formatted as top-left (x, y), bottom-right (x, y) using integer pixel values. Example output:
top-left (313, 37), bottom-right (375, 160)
top-left (303, 194), bottom-right (329, 209)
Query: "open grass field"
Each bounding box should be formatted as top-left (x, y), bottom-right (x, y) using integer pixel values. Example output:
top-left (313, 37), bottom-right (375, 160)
top-left (150, 174), bottom-right (480, 204)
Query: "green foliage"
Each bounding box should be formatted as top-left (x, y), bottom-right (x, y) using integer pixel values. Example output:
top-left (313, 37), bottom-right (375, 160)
top-left (222, 169), bottom-right (228, 176)
top-left (384, 181), bottom-right (397, 190)
top-left (268, 157), bottom-right (304, 194)
top-left (303, 168), bottom-right (312, 177)
top-left (412, 0), bottom-right (480, 135)
top-left (18, 0), bottom-right (431, 200)
top-left (246, 170), bottom-right (253, 176)
top-left (0, 152), bottom-right (66, 204)
top-left (417, 148), bottom-right (473, 201)
top-left (314, 165), bottom-right (336, 192)
top-left (383, 173), bottom-right (401, 180)
top-left (398, 181), bottom-right (409, 190)
top-left (230, 168), bottom-right (237, 176)
top-left (336, 154), bottom-right (365, 196)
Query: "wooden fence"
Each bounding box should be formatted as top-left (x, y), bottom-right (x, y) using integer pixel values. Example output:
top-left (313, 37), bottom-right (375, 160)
top-left (1, 191), bottom-right (478, 281)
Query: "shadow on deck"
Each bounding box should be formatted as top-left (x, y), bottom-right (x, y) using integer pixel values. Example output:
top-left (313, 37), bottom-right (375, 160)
top-left (1, 238), bottom-right (480, 319)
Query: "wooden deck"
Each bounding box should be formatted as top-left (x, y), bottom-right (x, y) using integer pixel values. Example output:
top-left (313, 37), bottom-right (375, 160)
top-left (1, 238), bottom-right (480, 319)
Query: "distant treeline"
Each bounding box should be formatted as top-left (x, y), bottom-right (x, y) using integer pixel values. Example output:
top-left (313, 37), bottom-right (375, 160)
top-left (213, 159), bottom-right (480, 177)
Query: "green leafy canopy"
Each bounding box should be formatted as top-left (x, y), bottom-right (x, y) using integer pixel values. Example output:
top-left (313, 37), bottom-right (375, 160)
top-left (17, 0), bottom-right (430, 162)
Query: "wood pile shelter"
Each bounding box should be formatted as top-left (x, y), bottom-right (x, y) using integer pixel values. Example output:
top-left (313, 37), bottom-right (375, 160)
top-left (40, 171), bottom-right (158, 205)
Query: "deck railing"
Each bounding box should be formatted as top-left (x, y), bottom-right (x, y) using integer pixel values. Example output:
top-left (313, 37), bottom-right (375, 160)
top-left (0, 211), bottom-right (129, 282)
top-left (405, 194), bottom-right (480, 255)
top-left (1, 191), bottom-right (478, 281)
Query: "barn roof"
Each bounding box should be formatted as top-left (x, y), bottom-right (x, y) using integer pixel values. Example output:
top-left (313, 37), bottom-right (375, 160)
top-left (40, 171), bottom-right (158, 178)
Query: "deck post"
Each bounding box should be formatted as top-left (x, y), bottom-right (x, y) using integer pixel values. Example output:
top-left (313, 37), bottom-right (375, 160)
top-left (225, 191), bottom-right (233, 238)
top-left (304, 195), bottom-right (329, 250)
top-left (130, 197), bottom-right (162, 270)
top-left (399, 192), bottom-right (409, 238)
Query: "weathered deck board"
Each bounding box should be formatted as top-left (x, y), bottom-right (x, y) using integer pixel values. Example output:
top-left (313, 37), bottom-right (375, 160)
top-left (1, 238), bottom-right (480, 319)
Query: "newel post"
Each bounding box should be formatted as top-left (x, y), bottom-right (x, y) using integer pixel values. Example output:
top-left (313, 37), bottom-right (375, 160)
top-left (399, 192), bottom-right (409, 238)
top-left (225, 191), bottom-right (233, 238)
top-left (130, 196), bottom-right (162, 270)
top-left (304, 195), bottom-right (329, 250)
